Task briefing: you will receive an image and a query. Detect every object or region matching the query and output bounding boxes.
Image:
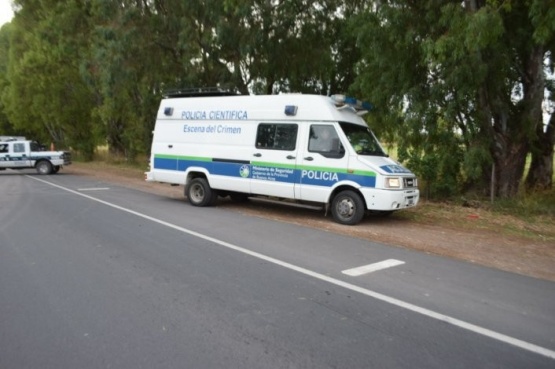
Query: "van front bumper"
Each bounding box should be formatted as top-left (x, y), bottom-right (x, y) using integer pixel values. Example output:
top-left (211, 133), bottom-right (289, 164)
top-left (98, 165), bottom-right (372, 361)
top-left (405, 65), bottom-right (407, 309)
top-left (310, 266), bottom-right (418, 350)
top-left (361, 188), bottom-right (420, 211)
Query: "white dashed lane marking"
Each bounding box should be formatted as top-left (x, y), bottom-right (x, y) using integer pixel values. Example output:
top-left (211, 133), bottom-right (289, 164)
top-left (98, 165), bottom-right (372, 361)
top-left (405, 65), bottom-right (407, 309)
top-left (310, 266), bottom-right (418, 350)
top-left (342, 259), bottom-right (406, 276)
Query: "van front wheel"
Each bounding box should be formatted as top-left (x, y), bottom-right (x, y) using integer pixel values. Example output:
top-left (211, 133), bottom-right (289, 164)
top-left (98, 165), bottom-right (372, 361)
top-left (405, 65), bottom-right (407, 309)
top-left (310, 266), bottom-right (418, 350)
top-left (186, 178), bottom-right (216, 207)
top-left (331, 190), bottom-right (365, 225)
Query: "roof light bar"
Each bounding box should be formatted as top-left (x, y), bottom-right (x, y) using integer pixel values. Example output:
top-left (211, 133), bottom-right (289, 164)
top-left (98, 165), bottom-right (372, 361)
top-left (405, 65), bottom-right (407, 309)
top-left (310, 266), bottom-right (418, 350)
top-left (330, 94), bottom-right (373, 114)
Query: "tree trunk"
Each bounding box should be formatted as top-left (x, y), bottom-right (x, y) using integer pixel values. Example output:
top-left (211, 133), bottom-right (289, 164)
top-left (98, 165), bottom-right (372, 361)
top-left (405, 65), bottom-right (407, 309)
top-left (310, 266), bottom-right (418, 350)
top-left (521, 43), bottom-right (552, 191)
top-left (526, 115), bottom-right (554, 191)
top-left (476, 88), bottom-right (528, 199)
top-left (492, 43), bottom-right (545, 198)
top-left (493, 135), bottom-right (528, 198)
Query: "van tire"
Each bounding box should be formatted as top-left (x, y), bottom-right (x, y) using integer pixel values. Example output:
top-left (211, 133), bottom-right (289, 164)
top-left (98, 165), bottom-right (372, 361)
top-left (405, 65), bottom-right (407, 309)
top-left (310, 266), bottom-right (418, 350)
top-left (331, 190), bottom-right (365, 225)
top-left (186, 178), bottom-right (216, 207)
top-left (36, 160), bottom-right (53, 175)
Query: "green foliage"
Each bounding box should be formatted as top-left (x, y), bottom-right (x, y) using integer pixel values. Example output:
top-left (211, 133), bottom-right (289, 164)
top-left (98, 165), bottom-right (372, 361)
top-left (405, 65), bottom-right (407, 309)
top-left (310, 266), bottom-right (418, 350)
top-left (352, 0), bottom-right (554, 199)
top-left (0, 23), bottom-right (14, 135)
top-left (463, 144), bottom-right (492, 183)
top-left (398, 131), bottom-right (464, 199)
top-left (0, 0), bottom-right (552, 200)
top-left (2, 0), bottom-right (98, 157)
top-left (492, 188), bottom-right (555, 218)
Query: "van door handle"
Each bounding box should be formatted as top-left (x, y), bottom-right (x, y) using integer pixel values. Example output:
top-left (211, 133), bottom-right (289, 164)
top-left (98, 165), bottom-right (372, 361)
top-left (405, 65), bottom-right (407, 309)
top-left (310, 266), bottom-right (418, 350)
top-left (304, 156), bottom-right (314, 161)
top-left (286, 155), bottom-right (295, 160)
top-left (253, 153), bottom-right (262, 157)
top-left (168, 145), bottom-right (173, 148)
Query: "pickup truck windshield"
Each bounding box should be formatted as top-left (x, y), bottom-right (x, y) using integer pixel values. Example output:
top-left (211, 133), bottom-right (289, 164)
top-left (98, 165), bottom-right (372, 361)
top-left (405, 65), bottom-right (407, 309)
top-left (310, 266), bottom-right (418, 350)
top-left (339, 122), bottom-right (387, 157)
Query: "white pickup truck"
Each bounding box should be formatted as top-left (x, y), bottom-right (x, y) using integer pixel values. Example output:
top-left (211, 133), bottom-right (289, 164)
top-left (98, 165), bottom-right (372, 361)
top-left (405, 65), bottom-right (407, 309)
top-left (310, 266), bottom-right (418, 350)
top-left (0, 140), bottom-right (71, 174)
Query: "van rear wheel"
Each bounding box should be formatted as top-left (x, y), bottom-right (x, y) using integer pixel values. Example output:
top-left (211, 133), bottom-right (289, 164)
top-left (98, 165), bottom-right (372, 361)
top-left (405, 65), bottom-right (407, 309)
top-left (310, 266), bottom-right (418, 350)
top-left (186, 178), bottom-right (216, 207)
top-left (331, 190), bottom-right (365, 225)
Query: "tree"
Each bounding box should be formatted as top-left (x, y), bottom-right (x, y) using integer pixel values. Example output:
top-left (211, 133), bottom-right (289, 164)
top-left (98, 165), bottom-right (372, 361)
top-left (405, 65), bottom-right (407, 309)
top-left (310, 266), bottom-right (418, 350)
top-left (195, 0), bottom-right (356, 95)
top-left (2, 0), bottom-right (361, 161)
top-left (525, 0), bottom-right (555, 191)
top-left (0, 23), bottom-right (15, 136)
top-left (3, 0), bottom-right (98, 158)
top-left (83, 0), bottom-right (158, 159)
top-left (352, 0), bottom-right (554, 198)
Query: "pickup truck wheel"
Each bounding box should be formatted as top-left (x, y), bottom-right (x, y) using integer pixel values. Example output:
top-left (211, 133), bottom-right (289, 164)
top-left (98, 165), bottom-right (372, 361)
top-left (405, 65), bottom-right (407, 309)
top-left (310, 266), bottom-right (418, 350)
top-left (186, 178), bottom-right (216, 207)
top-left (331, 190), bottom-right (365, 225)
top-left (36, 160), bottom-right (53, 175)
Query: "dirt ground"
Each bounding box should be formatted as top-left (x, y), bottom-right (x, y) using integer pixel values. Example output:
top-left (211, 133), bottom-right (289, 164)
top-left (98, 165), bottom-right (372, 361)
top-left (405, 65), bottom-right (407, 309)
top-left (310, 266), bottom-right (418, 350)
top-left (64, 164), bottom-right (555, 282)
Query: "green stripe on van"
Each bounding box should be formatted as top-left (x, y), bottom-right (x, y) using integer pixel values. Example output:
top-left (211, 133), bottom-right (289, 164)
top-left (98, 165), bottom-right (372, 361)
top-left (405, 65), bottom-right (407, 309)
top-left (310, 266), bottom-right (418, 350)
top-left (154, 154), bottom-right (212, 162)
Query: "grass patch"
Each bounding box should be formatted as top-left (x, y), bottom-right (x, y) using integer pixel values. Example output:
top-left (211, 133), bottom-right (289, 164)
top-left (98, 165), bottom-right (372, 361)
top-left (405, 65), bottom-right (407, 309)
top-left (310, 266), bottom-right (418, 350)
top-left (397, 194), bottom-right (555, 242)
top-left (492, 190), bottom-right (555, 218)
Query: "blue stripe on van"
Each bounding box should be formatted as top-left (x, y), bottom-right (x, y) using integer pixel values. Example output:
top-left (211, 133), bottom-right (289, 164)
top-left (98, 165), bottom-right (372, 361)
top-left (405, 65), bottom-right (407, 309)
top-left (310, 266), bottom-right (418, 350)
top-left (153, 155), bottom-right (376, 188)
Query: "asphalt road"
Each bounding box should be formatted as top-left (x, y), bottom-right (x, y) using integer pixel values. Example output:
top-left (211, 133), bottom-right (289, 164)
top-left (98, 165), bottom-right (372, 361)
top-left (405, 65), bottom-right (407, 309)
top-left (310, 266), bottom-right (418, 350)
top-left (1, 169), bottom-right (554, 369)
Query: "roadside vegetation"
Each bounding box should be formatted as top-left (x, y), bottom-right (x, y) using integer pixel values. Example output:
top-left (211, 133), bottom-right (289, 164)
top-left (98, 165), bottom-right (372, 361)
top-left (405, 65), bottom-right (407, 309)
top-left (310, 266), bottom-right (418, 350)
top-left (0, 1), bottom-right (553, 206)
top-left (73, 150), bottom-right (555, 245)
top-left (400, 195), bottom-right (555, 242)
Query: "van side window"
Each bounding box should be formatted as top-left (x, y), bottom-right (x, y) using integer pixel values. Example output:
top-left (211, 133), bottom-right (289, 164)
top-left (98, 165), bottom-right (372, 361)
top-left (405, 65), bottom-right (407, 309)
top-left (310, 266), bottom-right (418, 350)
top-left (13, 143), bottom-right (25, 153)
top-left (309, 125), bottom-right (344, 158)
top-left (256, 123), bottom-right (298, 151)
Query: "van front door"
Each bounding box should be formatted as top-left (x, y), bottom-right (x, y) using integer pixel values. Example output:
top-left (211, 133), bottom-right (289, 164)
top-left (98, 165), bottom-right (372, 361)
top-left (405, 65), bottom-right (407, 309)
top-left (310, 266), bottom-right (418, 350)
top-left (297, 124), bottom-right (349, 202)
top-left (249, 123), bottom-right (299, 199)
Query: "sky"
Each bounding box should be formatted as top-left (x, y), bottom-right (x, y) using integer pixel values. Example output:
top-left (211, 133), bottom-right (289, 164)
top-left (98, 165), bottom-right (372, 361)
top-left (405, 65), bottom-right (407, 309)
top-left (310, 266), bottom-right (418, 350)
top-left (1, 0), bottom-right (14, 26)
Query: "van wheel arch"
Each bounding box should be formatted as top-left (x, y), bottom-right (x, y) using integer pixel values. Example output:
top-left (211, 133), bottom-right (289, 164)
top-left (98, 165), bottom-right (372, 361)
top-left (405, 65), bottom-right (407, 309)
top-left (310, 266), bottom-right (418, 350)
top-left (329, 186), bottom-right (366, 225)
top-left (185, 175), bottom-right (217, 206)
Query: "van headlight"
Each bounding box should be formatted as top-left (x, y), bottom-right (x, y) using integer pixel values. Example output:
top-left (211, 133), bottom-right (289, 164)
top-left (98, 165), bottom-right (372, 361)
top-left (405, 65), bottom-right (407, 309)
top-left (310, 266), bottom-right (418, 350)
top-left (385, 177), bottom-right (401, 188)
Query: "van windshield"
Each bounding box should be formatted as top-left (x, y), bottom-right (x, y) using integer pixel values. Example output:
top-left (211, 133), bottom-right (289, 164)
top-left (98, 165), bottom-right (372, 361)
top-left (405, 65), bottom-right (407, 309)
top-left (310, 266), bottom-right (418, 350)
top-left (339, 122), bottom-right (387, 157)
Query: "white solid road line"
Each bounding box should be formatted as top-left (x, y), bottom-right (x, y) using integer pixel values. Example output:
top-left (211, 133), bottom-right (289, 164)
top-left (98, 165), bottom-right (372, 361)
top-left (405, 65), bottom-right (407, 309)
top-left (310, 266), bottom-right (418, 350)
top-left (28, 175), bottom-right (555, 360)
top-left (78, 187), bottom-right (111, 191)
top-left (342, 259), bottom-right (405, 276)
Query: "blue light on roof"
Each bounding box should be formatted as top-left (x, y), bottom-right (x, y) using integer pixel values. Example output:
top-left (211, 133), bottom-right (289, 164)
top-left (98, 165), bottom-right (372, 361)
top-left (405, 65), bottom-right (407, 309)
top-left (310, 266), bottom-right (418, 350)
top-left (284, 105), bottom-right (298, 116)
top-left (330, 95), bottom-right (373, 113)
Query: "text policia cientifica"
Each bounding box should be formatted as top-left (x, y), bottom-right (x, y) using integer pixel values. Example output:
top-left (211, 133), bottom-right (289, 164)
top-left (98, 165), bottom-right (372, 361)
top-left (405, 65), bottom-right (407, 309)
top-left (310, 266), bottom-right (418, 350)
top-left (181, 110), bottom-right (248, 120)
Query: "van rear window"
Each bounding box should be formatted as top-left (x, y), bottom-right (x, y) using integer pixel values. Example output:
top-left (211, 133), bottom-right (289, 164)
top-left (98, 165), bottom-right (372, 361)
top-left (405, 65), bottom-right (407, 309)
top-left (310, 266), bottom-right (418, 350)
top-left (256, 123), bottom-right (298, 151)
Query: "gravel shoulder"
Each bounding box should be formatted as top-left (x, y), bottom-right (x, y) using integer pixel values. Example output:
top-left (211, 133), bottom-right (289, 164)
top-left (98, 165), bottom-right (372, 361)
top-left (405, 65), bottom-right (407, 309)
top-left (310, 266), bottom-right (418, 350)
top-left (65, 163), bottom-right (555, 282)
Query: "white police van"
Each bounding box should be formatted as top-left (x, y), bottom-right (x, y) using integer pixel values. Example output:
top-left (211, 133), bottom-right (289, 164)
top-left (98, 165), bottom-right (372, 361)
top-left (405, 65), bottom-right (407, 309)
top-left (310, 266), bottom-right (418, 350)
top-left (146, 89), bottom-right (419, 225)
